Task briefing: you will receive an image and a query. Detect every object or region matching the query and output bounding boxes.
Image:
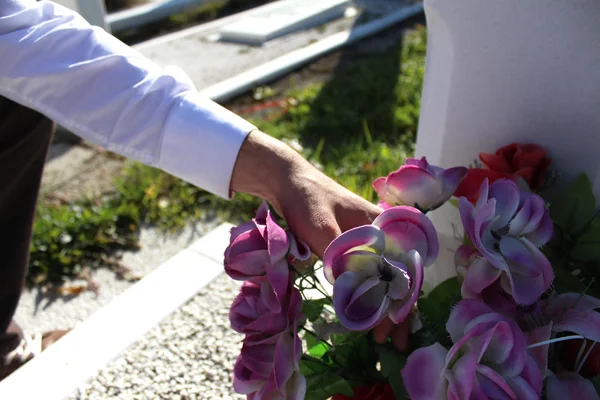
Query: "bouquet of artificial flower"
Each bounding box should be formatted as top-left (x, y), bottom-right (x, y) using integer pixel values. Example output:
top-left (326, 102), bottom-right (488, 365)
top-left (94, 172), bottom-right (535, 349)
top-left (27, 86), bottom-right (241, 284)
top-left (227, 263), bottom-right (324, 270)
top-left (224, 142), bottom-right (600, 400)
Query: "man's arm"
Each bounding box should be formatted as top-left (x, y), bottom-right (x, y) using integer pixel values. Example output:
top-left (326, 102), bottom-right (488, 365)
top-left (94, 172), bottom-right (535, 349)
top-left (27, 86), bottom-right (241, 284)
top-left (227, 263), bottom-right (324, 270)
top-left (0, 0), bottom-right (253, 198)
top-left (0, 0), bottom-right (382, 256)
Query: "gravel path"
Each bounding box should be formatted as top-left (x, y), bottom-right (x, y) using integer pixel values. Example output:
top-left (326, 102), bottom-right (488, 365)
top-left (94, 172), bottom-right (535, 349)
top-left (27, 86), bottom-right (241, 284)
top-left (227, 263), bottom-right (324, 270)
top-left (68, 274), bottom-right (244, 400)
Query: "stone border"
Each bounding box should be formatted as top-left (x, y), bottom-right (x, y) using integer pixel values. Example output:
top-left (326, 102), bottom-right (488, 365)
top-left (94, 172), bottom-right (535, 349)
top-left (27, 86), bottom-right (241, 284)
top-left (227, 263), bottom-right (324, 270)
top-left (0, 223), bottom-right (233, 400)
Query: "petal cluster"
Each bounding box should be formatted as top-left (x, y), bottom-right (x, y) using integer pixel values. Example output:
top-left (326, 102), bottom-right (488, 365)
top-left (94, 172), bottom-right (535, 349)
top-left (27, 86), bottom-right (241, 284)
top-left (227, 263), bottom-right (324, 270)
top-left (323, 206), bottom-right (438, 330)
top-left (373, 157), bottom-right (467, 212)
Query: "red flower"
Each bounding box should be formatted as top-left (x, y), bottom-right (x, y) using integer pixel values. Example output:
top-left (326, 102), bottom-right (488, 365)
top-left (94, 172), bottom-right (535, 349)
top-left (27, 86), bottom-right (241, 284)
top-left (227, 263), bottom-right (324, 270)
top-left (479, 143), bottom-right (551, 189)
top-left (332, 382), bottom-right (395, 400)
top-left (454, 169), bottom-right (517, 204)
top-left (559, 339), bottom-right (600, 378)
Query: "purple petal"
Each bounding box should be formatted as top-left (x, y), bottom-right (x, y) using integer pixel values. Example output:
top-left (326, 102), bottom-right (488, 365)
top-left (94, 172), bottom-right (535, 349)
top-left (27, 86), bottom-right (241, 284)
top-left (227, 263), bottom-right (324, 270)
top-left (323, 225), bottom-right (385, 283)
top-left (388, 251), bottom-right (423, 324)
top-left (455, 245), bottom-right (478, 268)
top-left (265, 209), bottom-right (290, 264)
top-left (462, 314), bottom-right (527, 376)
top-left (549, 293), bottom-right (600, 313)
top-left (372, 177), bottom-right (388, 199)
top-left (273, 333), bottom-right (296, 394)
top-left (488, 180), bottom-right (520, 230)
top-left (242, 343), bottom-right (276, 377)
top-left (227, 229), bottom-right (268, 259)
top-left (229, 221), bottom-right (257, 245)
top-left (525, 208), bottom-right (553, 247)
top-left (546, 372), bottom-right (600, 400)
top-left (525, 323), bottom-right (553, 377)
top-left (445, 350), bottom-right (478, 400)
top-left (261, 275), bottom-right (281, 314)
top-left (464, 257), bottom-right (502, 295)
top-left (447, 299), bottom-right (494, 343)
top-left (508, 197), bottom-right (533, 236)
top-left (475, 364), bottom-right (516, 399)
top-left (285, 372), bottom-right (306, 400)
top-left (405, 157), bottom-right (428, 168)
top-left (345, 276), bottom-right (387, 321)
top-left (255, 201), bottom-right (269, 222)
top-left (402, 343), bottom-right (448, 400)
top-left (519, 193), bottom-right (546, 235)
top-left (333, 271), bottom-right (389, 331)
top-left (265, 259), bottom-right (290, 314)
top-left (517, 356), bottom-right (543, 395)
top-left (373, 206), bottom-right (439, 267)
top-left (287, 231), bottom-right (311, 261)
top-left (232, 355), bottom-right (266, 395)
top-left (474, 321), bottom-right (514, 365)
top-left (439, 166), bottom-right (468, 195)
top-left (225, 249), bottom-right (270, 280)
top-left (475, 178), bottom-right (491, 209)
top-left (383, 165), bottom-right (443, 209)
top-left (553, 309), bottom-right (600, 342)
top-left (499, 237), bottom-right (553, 305)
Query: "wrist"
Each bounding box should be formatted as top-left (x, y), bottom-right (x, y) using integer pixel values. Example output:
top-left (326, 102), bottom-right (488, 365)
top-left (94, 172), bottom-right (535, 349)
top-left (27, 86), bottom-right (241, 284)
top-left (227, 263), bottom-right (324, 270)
top-left (230, 130), bottom-right (303, 204)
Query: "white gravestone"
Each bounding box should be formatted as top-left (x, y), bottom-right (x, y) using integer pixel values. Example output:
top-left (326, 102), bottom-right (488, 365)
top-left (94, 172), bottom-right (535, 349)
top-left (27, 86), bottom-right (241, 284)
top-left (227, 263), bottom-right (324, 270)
top-left (415, 0), bottom-right (600, 287)
top-left (53, 0), bottom-right (110, 32)
top-left (219, 0), bottom-right (351, 45)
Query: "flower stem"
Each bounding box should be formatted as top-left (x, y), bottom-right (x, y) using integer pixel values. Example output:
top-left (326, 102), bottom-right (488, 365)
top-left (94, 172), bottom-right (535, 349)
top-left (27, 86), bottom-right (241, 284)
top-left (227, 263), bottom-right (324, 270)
top-left (528, 335), bottom-right (585, 349)
top-left (301, 326), bottom-right (333, 347)
top-left (576, 340), bottom-right (597, 373)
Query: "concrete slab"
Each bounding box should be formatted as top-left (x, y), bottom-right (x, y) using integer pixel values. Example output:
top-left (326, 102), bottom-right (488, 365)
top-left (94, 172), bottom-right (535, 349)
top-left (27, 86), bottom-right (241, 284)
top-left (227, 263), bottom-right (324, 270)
top-left (219, 0), bottom-right (351, 45)
top-left (137, 0), bottom-right (407, 91)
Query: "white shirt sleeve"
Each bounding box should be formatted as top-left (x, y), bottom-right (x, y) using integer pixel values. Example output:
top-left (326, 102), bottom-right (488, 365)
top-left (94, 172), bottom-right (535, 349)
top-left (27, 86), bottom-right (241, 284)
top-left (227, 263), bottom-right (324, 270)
top-left (0, 0), bottom-right (256, 198)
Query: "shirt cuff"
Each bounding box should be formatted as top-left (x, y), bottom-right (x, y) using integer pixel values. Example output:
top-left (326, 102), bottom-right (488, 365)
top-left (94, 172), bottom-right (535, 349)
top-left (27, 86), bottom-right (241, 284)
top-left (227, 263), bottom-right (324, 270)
top-left (159, 91), bottom-right (256, 199)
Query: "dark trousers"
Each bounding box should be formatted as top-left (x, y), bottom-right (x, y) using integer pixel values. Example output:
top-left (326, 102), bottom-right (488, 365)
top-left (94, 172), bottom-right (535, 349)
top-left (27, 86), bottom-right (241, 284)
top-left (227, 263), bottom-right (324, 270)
top-left (0, 97), bottom-right (54, 357)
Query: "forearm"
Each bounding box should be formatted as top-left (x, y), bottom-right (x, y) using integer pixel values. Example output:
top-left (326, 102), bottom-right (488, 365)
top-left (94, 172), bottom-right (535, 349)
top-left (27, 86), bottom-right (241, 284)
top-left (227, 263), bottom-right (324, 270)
top-left (0, 0), bottom-right (254, 198)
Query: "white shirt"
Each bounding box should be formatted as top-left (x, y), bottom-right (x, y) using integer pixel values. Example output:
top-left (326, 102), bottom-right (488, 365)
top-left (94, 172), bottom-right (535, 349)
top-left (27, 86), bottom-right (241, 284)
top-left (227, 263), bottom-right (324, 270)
top-left (0, 0), bottom-right (256, 199)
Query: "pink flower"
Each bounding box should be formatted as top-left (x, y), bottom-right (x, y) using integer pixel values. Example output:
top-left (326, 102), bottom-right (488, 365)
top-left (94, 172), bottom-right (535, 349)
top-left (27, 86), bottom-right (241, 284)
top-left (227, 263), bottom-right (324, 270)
top-left (323, 206), bottom-right (438, 331)
top-left (373, 157), bottom-right (467, 212)
top-left (229, 276), bottom-right (303, 336)
top-left (402, 300), bottom-right (543, 400)
top-left (459, 179), bottom-right (554, 305)
top-left (225, 201), bottom-right (307, 313)
top-left (233, 330), bottom-right (305, 400)
top-left (546, 372), bottom-right (600, 400)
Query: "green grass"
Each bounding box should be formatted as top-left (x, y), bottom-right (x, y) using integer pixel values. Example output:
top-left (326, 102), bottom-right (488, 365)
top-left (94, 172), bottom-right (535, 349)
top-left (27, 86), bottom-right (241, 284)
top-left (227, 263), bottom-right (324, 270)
top-left (29, 26), bottom-right (427, 285)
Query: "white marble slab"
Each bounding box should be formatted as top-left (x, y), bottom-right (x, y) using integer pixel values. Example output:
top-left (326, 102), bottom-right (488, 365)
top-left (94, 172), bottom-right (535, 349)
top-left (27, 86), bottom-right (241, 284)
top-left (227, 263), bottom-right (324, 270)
top-left (219, 0), bottom-right (351, 45)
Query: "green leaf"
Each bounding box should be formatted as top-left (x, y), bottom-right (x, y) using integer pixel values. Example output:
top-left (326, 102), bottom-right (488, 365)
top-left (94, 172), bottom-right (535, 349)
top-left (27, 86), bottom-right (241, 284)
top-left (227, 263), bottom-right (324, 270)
top-left (305, 333), bottom-right (329, 359)
top-left (388, 371), bottom-right (408, 400)
top-left (304, 372), bottom-right (354, 400)
top-left (375, 343), bottom-right (407, 378)
top-left (550, 174), bottom-right (596, 235)
top-left (419, 277), bottom-right (460, 323)
top-left (591, 375), bottom-right (600, 397)
top-left (571, 216), bottom-right (600, 261)
top-left (302, 298), bottom-right (329, 322)
top-left (552, 266), bottom-right (586, 294)
top-left (299, 356), bottom-right (330, 375)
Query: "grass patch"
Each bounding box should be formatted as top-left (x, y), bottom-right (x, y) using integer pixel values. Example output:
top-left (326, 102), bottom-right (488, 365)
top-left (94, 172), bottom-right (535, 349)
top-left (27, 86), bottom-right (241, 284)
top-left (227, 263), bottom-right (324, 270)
top-left (30, 26), bottom-right (427, 285)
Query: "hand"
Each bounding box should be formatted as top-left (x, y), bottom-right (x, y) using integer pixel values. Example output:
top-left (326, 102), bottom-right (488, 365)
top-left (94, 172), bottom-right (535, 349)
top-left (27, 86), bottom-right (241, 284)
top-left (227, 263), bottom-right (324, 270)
top-left (373, 317), bottom-right (411, 352)
top-left (230, 130), bottom-right (382, 257)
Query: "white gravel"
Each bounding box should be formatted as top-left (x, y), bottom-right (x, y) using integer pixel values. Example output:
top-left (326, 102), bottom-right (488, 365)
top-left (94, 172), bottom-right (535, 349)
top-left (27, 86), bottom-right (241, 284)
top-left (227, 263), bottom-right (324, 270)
top-left (68, 273), bottom-right (245, 400)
